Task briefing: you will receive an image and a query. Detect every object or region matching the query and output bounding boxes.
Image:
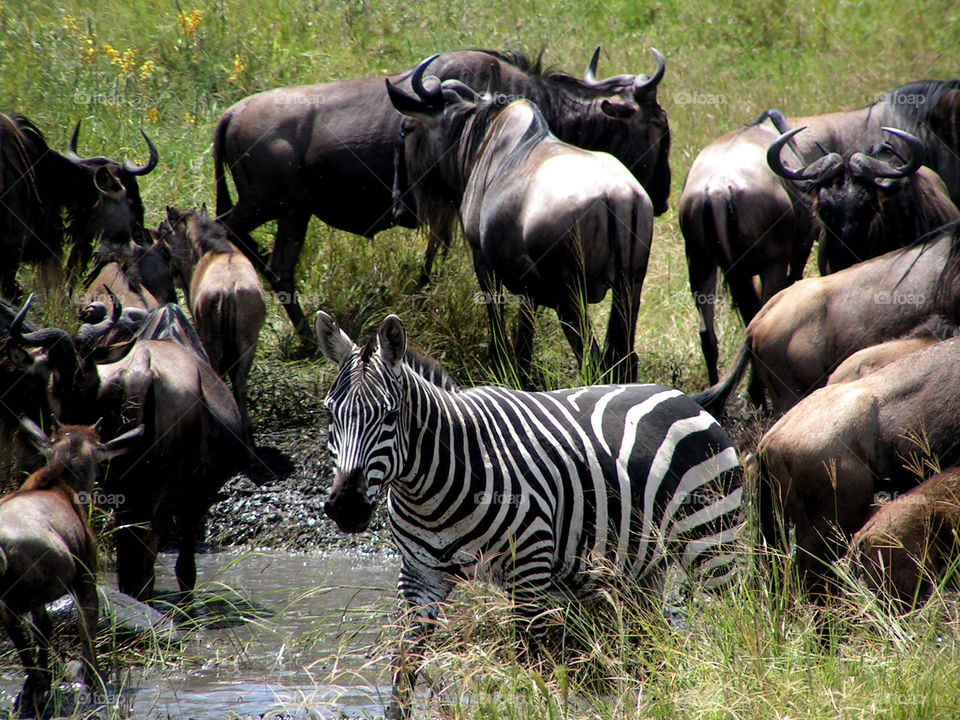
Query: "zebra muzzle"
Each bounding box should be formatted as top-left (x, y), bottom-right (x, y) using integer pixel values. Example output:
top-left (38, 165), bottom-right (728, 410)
top-left (324, 469), bottom-right (375, 533)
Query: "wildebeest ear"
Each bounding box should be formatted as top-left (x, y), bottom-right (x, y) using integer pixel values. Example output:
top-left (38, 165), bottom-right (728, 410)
top-left (199, 202), bottom-right (208, 219)
top-left (19, 417), bottom-right (52, 455)
top-left (377, 315), bottom-right (406, 373)
top-left (315, 311), bottom-right (354, 364)
top-left (601, 99), bottom-right (638, 120)
top-left (97, 424), bottom-right (145, 461)
top-left (94, 166), bottom-right (126, 197)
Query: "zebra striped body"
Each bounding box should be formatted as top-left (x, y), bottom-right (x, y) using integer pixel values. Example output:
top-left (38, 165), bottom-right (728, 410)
top-left (391, 381), bottom-right (742, 611)
top-left (315, 311), bottom-right (742, 718)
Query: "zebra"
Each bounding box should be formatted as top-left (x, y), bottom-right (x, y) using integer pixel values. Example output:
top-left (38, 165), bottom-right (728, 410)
top-left (315, 310), bottom-right (743, 719)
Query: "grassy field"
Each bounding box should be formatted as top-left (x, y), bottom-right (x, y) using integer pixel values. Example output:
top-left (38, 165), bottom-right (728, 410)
top-left (3, 0), bottom-right (960, 717)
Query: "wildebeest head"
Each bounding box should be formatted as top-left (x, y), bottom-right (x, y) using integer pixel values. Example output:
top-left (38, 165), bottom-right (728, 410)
top-left (18, 416), bottom-right (144, 495)
top-left (64, 120), bottom-right (158, 250)
top-left (2, 295), bottom-right (82, 422)
top-left (768, 126), bottom-right (925, 273)
top-left (391, 50), bottom-right (671, 220)
top-left (582, 46), bottom-right (671, 213)
top-left (315, 311), bottom-right (409, 534)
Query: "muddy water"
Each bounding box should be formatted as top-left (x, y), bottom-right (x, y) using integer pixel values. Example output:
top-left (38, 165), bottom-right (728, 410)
top-left (1, 549), bottom-right (401, 719)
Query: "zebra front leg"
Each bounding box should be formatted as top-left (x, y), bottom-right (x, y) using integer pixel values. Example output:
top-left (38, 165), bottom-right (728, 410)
top-left (387, 568), bottom-right (455, 720)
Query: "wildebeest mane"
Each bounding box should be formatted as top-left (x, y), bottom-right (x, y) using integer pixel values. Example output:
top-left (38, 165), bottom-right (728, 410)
top-left (189, 212), bottom-right (237, 256)
top-left (877, 80), bottom-right (960, 130)
top-left (930, 219), bottom-right (960, 324)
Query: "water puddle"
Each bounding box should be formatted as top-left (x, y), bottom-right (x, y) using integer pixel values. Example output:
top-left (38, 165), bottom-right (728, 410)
top-left (0, 549), bottom-right (401, 719)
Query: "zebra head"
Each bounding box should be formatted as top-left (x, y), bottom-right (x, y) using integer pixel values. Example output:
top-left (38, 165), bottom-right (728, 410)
top-left (315, 311), bottom-right (409, 533)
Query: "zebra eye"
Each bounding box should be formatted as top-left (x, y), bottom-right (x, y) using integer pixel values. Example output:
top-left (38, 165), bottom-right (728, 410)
top-left (384, 409), bottom-right (399, 424)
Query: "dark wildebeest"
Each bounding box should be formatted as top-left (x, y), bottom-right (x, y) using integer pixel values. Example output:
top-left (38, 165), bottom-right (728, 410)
top-left (387, 60), bottom-right (654, 382)
top-left (693, 221), bottom-right (960, 417)
top-left (755, 335), bottom-right (960, 596)
top-left (0, 417), bottom-right (142, 718)
top-left (767, 126), bottom-right (960, 274)
top-left (0, 114), bottom-right (158, 298)
top-left (5, 296), bottom-right (245, 600)
top-left (213, 47), bottom-right (670, 344)
top-left (160, 206), bottom-right (265, 445)
top-left (81, 226), bottom-right (177, 312)
top-left (681, 80), bottom-right (960, 387)
top-left (848, 466), bottom-right (960, 609)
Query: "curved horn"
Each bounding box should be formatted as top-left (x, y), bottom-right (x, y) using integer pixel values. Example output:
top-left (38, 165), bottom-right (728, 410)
top-left (767, 127), bottom-right (842, 182)
top-left (633, 48), bottom-right (666, 98)
top-left (104, 284), bottom-right (123, 324)
top-left (9, 293), bottom-right (36, 340)
top-left (410, 54), bottom-right (442, 101)
top-left (585, 45), bottom-right (601, 84)
top-left (67, 120), bottom-right (81, 160)
top-left (123, 129), bottom-right (159, 176)
top-left (851, 127), bottom-right (924, 181)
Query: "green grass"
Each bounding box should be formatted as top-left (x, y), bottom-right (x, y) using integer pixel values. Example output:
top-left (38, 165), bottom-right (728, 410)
top-left (4, 0), bottom-right (960, 718)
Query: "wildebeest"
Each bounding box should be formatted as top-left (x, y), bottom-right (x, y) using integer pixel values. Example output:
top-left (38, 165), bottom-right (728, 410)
top-left (768, 126), bottom-right (960, 274)
top-left (387, 60), bottom-right (654, 382)
top-left (5, 296), bottom-right (245, 599)
top-left (0, 417), bottom-right (142, 717)
top-left (848, 466), bottom-right (960, 609)
top-left (0, 114), bottom-right (158, 298)
top-left (681, 80), bottom-right (960, 386)
top-left (693, 221), bottom-right (960, 417)
top-left (755, 334), bottom-right (960, 594)
top-left (213, 47), bottom-right (670, 344)
top-left (159, 206), bottom-right (265, 445)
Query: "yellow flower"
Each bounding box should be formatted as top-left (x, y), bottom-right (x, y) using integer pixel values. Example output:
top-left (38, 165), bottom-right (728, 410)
top-left (184, 111), bottom-right (196, 126)
top-left (103, 43), bottom-right (121, 64)
top-left (178, 9), bottom-right (203, 37)
top-left (145, 107), bottom-right (159, 124)
top-left (63, 13), bottom-right (76, 30)
top-left (138, 59), bottom-right (155, 81)
top-left (229, 54), bottom-right (246, 82)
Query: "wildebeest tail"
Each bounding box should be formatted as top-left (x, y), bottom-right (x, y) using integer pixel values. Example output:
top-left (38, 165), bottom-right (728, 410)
top-left (213, 112), bottom-right (233, 218)
top-left (690, 338), bottom-right (750, 416)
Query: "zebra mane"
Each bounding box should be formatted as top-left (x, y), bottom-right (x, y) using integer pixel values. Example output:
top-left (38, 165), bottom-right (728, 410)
top-left (357, 333), bottom-right (457, 391)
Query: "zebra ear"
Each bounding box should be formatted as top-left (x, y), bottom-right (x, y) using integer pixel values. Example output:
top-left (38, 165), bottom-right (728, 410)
top-left (315, 311), bottom-right (354, 364)
top-left (378, 314), bottom-right (406, 373)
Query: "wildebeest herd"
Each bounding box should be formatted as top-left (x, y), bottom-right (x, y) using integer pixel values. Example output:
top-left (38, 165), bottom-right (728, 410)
top-left (2, 45), bottom-right (960, 719)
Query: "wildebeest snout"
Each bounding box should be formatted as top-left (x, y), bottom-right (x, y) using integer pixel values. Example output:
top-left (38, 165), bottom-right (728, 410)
top-left (324, 468), bottom-right (375, 533)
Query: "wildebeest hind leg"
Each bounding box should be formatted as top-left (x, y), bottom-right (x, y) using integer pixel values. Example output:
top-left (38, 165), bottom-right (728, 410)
top-left (514, 297), bottom-right (541, 389)
top-left (115, 522), bottom-right (158, 600)
top-left (268, 212), bottom-right (313, 348)
top-left (2, 606), bottom-right (48, 718)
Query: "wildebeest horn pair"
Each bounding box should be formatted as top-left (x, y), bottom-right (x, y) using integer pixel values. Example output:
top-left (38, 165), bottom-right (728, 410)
top-left (584, 46), bottom-right (665, 100)
top-left (769, 125), bottom-right (924, 184)
top-left (407, 54), bottom-right (481, 105)
top-left (68, 119), bottom-right (158, 175)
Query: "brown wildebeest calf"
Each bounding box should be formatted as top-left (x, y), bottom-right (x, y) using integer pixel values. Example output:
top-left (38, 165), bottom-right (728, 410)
top-left (756, 335), bottom-right (960, 596)
top-left (159, 205), bottom-right (265, 445)
top-left (848, 467), bottom-right (960, 609)
top-left (0, 418), bottom-right (142, 717)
